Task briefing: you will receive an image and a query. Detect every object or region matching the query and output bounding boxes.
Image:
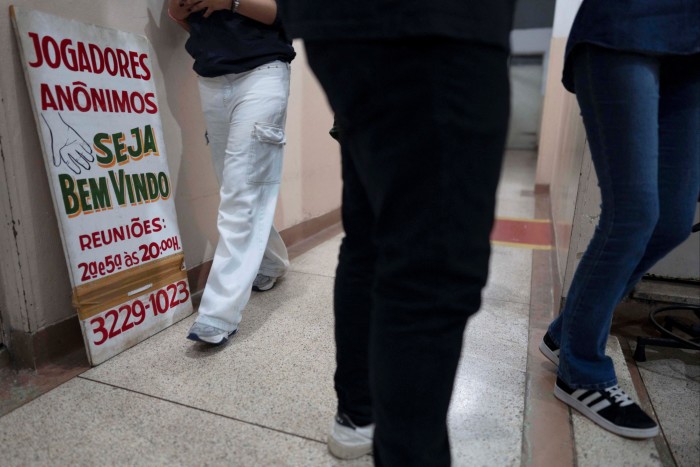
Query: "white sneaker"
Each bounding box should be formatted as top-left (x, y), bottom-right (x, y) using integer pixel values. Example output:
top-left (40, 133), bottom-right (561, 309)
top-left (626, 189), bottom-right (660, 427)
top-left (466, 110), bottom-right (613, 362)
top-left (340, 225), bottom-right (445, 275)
top-left (252, 274), bottom-right (277, 292)
top-left (327, 412), bottom-right (374, 459)
top-left (186, 322), bottom-right (236, 345)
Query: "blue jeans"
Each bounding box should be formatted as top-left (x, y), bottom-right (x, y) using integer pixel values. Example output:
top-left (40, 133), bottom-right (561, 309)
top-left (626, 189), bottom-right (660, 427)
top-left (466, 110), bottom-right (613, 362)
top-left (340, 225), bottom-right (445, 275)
top-left (306, 39), bottom-right (510, 466)
top-left (549, 45), bottom-right (700, 390)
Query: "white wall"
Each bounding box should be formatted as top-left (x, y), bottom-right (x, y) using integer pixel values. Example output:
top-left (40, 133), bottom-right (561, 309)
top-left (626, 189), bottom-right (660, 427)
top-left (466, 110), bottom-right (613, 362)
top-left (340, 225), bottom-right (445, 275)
top-left (0, 0), bottom-right (340, 347)
top-left (552, 0), bottom-right (583, 38)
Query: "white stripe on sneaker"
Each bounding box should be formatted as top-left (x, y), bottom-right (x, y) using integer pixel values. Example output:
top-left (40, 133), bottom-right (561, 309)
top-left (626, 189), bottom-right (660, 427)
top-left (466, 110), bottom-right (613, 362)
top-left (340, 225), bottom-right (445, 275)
top-left (589, 399), bottom-right (612, 412)
top-left (581, 392), bottom-right (604, 406)
top-left (554, 381), bottom-right (659, 439)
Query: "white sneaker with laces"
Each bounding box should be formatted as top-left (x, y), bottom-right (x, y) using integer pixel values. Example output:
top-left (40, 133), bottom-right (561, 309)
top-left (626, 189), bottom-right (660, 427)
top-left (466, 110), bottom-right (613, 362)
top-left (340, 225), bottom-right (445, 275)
top-left (252, 274), bottom-right (277, 292)
top-left (186, 322), bottom-right (236, 345)
top-left (327, 412), bottom-right (374, 459)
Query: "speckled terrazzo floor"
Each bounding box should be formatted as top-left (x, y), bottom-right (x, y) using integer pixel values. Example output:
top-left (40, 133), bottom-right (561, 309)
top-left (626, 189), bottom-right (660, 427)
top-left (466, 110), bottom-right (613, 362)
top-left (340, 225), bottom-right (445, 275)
top-left (1, 151), bottom-right (695, 466)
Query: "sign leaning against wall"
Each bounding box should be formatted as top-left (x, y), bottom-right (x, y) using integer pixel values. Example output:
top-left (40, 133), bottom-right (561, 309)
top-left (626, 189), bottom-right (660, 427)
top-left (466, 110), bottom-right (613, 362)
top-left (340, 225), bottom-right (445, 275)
top-left (11, 6), bottom-right (193, 365)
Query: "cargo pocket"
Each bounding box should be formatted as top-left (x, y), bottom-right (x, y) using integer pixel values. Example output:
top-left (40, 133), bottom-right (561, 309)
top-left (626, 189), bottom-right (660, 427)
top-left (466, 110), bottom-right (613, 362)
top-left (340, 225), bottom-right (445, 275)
top-left (247, 123), bottom-right (285, 185)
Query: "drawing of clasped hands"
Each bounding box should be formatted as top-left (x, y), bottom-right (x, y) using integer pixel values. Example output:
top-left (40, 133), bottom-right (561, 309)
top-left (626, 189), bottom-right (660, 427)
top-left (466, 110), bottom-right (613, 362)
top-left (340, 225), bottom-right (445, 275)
top-left (40, 112), bottom-right (95, 174)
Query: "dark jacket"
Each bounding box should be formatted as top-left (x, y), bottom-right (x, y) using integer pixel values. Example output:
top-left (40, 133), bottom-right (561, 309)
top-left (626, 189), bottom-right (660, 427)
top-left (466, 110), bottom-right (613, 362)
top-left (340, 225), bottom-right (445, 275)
top-left (563, 0), bottom-right (700, 92)
top-left (278, 0), bottom-right (516, 51)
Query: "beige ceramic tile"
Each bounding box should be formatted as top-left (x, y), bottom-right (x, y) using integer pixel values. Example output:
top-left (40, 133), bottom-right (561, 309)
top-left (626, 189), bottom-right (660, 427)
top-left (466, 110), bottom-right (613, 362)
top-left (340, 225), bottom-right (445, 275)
top-left (483, 245), bottom-right (533, 305)
top-left (462, 298), bottom-right (529, 372)
top-left (0, 377), bottom-right (364, 467)
top-left (629, 339), bottom-right (699, 467)
top-left (495, 197), bottom-right (536, 220)
top-left (572, 337), bottom-right (661, 467)
top-left (495, 151), bottom-right (538, 220)
top-left (449, 355), bottom-right (526, 466)
top-left (639, 366), bottom-right (699, 467)
top-left (631, 340), bottom-right (700, 382)
top-left (83, 271), bottom-right (338, 443)
top-left (497, 151), bottom-right (537, 197)
top-left (289, 234), bottom-right (342, 278)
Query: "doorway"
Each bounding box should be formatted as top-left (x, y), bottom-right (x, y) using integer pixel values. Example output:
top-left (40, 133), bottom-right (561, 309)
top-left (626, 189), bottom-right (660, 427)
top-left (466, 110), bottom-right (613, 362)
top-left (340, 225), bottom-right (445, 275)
top-left (507, 55), bottom-right (544, 150)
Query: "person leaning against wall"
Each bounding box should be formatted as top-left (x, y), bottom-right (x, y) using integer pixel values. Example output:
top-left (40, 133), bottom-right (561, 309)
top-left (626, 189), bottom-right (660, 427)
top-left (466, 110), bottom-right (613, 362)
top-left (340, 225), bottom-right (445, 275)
top-left (279, 1), bottom-right (515, 465)
top-left (168, 0), bottom-right (295, 345)
top-left (539, 0), bottom-right (700, 439)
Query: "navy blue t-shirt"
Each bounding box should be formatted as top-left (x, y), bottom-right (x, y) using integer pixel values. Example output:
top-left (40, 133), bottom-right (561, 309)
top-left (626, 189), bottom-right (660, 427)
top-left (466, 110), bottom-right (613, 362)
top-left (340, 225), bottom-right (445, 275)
top-left (563, 0), bottom-right (700, 93)
top-left (185, 10), bottom-right (295, 77)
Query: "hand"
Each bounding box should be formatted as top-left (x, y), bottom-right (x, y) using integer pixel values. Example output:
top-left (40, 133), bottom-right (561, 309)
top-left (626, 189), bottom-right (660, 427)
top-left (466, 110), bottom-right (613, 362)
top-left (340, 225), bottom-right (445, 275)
top-left (182, 0), bottom-right (232, 18)
top-left (168, 0), bottom-right (192, 21)
top-left (41, 112), bottom-right (95, 175)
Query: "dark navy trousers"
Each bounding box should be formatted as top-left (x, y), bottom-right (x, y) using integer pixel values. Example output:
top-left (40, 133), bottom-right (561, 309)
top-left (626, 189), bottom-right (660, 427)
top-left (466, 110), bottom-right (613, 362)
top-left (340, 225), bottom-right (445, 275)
top-left (305, 39), bottom-right (511, 466)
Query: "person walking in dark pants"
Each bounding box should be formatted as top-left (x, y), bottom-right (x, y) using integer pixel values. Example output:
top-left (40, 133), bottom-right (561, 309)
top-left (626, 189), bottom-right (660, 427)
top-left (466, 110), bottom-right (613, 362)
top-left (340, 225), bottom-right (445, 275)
top-left (279, 3), bottom-right (516, 465)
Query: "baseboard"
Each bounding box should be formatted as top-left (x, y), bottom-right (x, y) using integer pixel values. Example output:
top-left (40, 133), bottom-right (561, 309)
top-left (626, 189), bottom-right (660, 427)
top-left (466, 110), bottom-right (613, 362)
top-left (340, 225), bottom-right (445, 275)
top-left (534, 183), bottom-right (550, 195)
top-left (8, 316), bottom-right (85, 370)
top-left (4, 208), bottom-right (342, 369)
top-left (187, 259), bottom-right (213, 298)
top-left (279, 208), bottom-right (341, 253)
top-left (186, 208), bottom-right (342, 295)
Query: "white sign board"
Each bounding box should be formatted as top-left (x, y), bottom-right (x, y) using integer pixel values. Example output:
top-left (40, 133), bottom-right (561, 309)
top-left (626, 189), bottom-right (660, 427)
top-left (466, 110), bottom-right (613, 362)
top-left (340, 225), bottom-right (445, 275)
top-left (11, 7), bottom-right (193, 365)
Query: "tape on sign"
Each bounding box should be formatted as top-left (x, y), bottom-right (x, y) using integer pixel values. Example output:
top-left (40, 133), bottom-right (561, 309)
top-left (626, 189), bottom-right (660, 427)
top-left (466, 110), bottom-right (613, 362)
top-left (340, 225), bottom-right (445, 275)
top-left (72, 253), bottom-right (188, 320)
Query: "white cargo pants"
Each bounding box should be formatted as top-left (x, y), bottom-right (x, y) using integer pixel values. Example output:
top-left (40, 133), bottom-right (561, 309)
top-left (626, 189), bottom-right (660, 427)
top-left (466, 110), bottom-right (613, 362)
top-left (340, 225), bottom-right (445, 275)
top-left (195, 61), bottom-right (290, 333)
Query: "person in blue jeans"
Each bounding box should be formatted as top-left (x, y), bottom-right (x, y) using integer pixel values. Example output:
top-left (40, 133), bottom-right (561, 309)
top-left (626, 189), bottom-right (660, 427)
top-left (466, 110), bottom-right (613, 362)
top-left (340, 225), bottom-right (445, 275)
top-left (539, 0), bottom-right (700, 439)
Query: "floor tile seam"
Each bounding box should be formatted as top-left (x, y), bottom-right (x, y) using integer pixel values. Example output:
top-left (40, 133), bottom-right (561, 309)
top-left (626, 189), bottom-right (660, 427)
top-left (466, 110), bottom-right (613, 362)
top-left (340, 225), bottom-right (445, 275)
top-left (619, 337), bottom-right (700, 387)
top-left (521, 329), bottom-right (575, 467)
top-left (568, 407), bottom-right (579, 467)
top-left (522, 243), bottom-right (576, 467)
top-left (482, 296), bottom-right (532, 307)
top-left (0, 400), bottom-right (37, 420)
top-left (637, 367), bottom-right (700, 387)
top-left (482, 293), bottom-right (532, 304)
top-left (616, 340), bottom-right (683, 467)
top-left (0, 366), bottom-right (91, 420)
top-left (520, 372), bottom-right (538, 467)
top-left (76, 375), bottom-right (326, 446)
top-left (286, 269), bottom-right (336, 280)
